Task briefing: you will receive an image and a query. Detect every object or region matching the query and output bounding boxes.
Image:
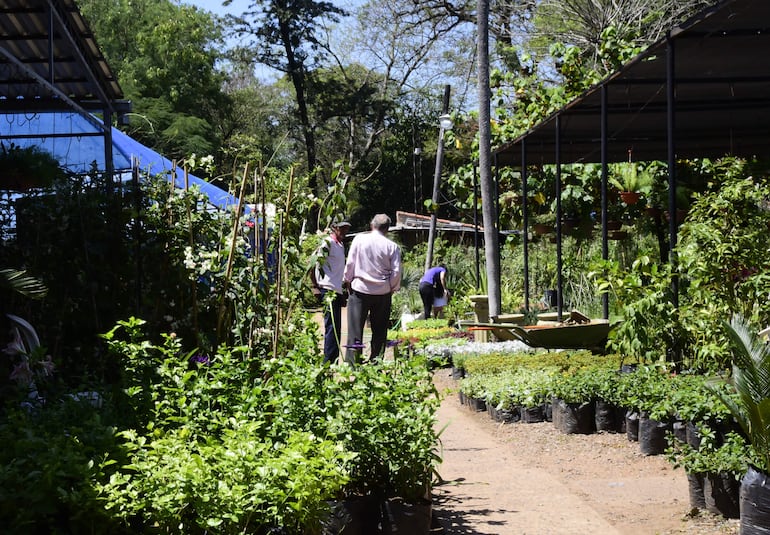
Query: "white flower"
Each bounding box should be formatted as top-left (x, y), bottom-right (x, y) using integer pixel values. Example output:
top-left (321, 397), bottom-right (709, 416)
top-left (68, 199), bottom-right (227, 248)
top-left (183, 246), bottom-right (196, 270)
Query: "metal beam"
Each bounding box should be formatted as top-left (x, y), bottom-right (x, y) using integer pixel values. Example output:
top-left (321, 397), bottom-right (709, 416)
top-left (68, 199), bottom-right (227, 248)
top-left (0, 44), bottom-right (105, 133)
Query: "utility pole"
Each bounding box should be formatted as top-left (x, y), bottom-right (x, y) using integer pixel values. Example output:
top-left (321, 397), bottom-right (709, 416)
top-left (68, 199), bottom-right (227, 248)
top-left (425, 85), bottom-right (452, 272)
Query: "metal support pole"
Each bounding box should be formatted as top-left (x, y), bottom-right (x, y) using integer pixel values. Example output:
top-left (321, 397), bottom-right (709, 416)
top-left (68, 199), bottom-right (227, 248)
top-left (555, 115), bottom-right (563, 322)
top-left (473, 163), bottom-right (480, 289)
top-left (522, 140), bottom-right (530, 311)
top-left (601, 85), bottom-right (609, 320)
top-left (412, 120), bottom-right (421, 214)
top-left (667, 37), bottom-right (679, 307)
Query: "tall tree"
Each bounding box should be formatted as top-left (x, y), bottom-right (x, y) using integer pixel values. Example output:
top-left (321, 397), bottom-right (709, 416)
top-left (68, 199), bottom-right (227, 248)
top-left (225, 0), bottom-right (347, 195)
top-left (476, 0), bottom-right (500, 317)
top-left (532, 0), bottom-right (712, 70)
top-left (80, 0), bottom-right (230, 163)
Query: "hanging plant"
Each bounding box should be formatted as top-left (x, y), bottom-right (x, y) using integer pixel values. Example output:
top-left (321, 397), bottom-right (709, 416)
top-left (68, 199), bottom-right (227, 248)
top-left (0, 142), bottom-right (66, 191)
top-left (610, 162), bottom-right (654, 205)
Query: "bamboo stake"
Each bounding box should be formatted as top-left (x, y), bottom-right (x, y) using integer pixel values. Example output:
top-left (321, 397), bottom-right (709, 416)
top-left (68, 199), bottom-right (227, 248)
top-left (217, 164), bottom-right (250, 344)
top-left (272, 168), bottom-right (294, 358)
top-left (184, 165), bottom-right (199, 337)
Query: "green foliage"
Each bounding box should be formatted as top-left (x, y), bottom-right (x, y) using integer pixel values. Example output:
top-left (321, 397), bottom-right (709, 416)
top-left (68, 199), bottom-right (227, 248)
top-left (102, 427), bottom-right (350, 533)
top-left (666, 430), bottom-right (750, 478)
top-left (96, 321), bottom-right (441, 529)
top-left (79, 0), bottom-right (229, 163)
top-left (0, 397), bottom-right (124, 533)
top-left (609, 162), bottom-right (654, 193)
top-left (549, 367), bottom-right (600, 404)
top-left (0, 268), bottom-right (47, 299)
top-left (613, 365), bottom-right (671, 414)
top-left (708, 316), bottom-right (770, 473)
top-left (669, 373), bottom-right (733, 423)
top-left (0, 142), bottom-right (68, 190)
top-left (678, 171), bottom-right (770, 328)
top-left (594, 256), bottom-right (681, 364)
top-left (1, 170), bottom-right (136, 376)
top-left (324, 359), bottom-right (441, 501)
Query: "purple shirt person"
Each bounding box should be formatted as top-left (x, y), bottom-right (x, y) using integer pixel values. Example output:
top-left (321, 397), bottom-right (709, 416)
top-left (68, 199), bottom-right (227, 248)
top-left (419, 265), bottom-right (447, 319)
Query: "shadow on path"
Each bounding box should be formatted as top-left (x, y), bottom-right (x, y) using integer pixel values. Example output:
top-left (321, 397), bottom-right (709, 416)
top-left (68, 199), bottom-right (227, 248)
top-left (430, 478), bottom-right (511, 535)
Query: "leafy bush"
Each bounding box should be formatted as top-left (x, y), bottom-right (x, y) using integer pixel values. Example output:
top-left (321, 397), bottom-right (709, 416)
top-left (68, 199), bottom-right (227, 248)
top-left (101, 426), bottom-right (351, 533)
top-left (322, 358), bottom-right (441, 502)
top-left (96, 320), bottom-right (442, 530)
top-left (666, 431), bottom-right (750, 478)
top-left (0, 397), bottom-right (124, 533)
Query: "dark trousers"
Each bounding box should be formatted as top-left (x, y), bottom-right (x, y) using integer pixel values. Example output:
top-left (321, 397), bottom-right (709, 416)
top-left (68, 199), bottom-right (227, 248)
top-left (419, 282), bottom-right (435, 319)
top-left (321, 289), bottom-right (344, 364)
top-left (345, 290), bottom-right (392, 365)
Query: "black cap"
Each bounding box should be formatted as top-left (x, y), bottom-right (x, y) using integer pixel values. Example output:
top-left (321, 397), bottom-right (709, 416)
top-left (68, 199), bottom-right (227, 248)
top-left (332, 220), bottom-right (351, 228)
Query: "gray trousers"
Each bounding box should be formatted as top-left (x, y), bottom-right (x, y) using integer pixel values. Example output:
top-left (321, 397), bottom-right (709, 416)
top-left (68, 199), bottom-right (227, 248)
top-left (345, 290), bottom-right (392, 365)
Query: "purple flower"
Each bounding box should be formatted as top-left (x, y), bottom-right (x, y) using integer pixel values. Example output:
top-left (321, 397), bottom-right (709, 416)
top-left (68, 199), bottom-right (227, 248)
top-left (190, 354), bottom-right (211, 366)
top-left (386, 339), bottom-right (402, 348)
top-left (344, 342), bottom-right (366, 350)
top-left (10, 360), bottom-right (33, 386)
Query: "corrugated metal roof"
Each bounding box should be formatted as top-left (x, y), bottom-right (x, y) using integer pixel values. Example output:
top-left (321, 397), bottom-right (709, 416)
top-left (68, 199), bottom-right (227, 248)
top-left (494, 0), bottom-right (770, 165)
top-left (0, 0), bottom-right (124, 112)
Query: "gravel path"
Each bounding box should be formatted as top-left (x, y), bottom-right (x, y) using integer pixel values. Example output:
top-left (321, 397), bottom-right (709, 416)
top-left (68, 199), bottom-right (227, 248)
top-left (430, 369), bottom-right (740, 535)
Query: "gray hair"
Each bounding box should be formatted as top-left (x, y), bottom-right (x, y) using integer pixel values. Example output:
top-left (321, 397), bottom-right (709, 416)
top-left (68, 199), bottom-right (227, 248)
top-left (370, 213), bottom-right (391, 232)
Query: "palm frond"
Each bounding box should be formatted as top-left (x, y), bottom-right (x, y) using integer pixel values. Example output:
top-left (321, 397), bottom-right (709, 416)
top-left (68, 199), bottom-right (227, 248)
top-left (0, 268), bottom-right (48, 299)
top-left (707, 314), bottom-right (770, 472)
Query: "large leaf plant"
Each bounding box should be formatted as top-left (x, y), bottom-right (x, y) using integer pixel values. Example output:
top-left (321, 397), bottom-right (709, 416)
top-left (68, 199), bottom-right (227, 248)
top-left (708, 315), bottom-right (770, 473)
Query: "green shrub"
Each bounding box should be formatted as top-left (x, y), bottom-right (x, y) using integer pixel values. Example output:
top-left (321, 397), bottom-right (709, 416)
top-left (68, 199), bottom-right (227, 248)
top-left (0, 398), bottom-right (124, 533)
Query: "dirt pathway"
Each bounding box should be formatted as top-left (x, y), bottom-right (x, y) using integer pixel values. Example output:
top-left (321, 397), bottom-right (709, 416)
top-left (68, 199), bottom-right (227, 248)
top-left (430, 369), bottom-right (740, 535)
top-left (311, 311), bottom-right (739, 534)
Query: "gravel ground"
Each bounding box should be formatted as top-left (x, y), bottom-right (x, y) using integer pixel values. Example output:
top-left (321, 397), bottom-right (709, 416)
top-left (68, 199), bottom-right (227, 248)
top-left (431, 368), bottom-right (740, 535)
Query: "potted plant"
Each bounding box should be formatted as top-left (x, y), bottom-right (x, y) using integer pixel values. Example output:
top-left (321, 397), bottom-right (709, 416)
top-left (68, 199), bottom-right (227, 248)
top-left (664, 185), bottom-right (691, 224)
top-left (708, 315), bottom-right (770, 532)
top-left (609, 162), bottom-right (654, 205)
top-left (560, 182), bottom-right (593, 232)
top-left (531, 212), bottom-right (556, 235)
top-left (0, 142), bottom-right (66, 191)
top-left (642, 162), bottom-right (668, 217)
top-left (604, 201), bottom-right (625, 231)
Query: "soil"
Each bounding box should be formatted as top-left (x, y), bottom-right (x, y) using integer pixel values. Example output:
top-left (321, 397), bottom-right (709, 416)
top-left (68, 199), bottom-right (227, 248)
top-left (430, 369), bottom-right (741, 535)
top-left (311, 310), bottom-right (740, 534)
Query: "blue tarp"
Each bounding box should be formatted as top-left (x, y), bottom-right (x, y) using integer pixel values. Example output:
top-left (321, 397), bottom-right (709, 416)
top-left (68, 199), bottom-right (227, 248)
top-left (0, 112), bottom-right (238, 210)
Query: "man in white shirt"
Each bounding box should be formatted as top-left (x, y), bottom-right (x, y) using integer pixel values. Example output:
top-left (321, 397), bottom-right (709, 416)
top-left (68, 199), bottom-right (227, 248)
top-left (343, 213), bottom-right (401, 365)
top-left (312, 220), bottom-right (351, 363)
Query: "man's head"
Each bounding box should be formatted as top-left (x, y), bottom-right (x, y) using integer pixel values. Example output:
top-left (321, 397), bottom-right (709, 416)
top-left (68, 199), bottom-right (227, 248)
top-left (370, 213), bottom-right (391, 232)
top-left (332, 220), bottom-right (351, 238)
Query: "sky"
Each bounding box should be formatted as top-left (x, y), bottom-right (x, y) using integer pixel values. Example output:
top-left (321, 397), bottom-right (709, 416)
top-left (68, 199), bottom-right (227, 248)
top-left (182, 0), bottom-right (363, 82)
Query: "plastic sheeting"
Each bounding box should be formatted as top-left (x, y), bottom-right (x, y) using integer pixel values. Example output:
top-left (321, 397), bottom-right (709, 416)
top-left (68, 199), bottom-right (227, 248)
top-left (0, 112), bottom-right (238, 210)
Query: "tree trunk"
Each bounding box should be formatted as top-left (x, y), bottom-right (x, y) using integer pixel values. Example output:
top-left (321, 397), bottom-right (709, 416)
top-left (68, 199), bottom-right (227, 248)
top-left (477, 0), bottom-right (500, 317)
top-left (279, 19), bottom-right (317, 193)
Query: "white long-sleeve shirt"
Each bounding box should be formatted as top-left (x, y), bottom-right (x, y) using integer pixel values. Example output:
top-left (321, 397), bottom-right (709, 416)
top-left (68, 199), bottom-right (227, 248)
top-left (314, 234), bottom-right (346, 293)
top-left (344, 230), bottom-right (401, 295)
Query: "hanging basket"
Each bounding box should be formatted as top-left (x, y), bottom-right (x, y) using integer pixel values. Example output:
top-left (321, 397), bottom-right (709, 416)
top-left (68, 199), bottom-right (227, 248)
top-left (619, 191), bottom-right (641, 205)
top-left (664, 209), bottom-right (689, 224)
top-left (532, 223), bottom-right (553, 235)
top-left (608, 230), bottom-right (628, 240)
top-left (644, 206), bottom-right (663, 218)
